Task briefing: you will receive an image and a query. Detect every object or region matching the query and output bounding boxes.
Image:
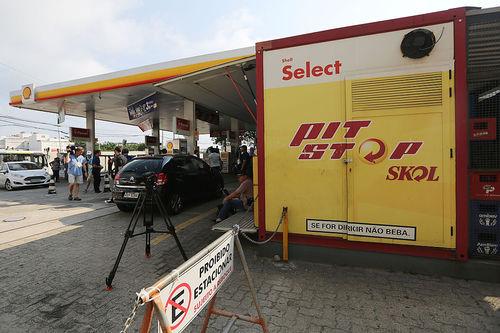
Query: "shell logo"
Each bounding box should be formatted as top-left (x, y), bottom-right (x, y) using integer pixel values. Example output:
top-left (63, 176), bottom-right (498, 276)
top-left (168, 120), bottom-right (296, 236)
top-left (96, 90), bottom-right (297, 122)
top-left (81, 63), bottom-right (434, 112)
top-left (358, 138), bottom-right (388, 164)
top-left (22, 86), bottom-right (32, 100)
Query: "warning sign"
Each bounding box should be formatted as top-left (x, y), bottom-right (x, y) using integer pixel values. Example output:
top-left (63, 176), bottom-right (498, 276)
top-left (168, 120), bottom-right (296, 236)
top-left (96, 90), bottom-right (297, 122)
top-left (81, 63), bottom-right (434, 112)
top-left (166, 283), bottom-right (191, 329)
top-left (158, 231), bottom-right (234, 332)
top-left (306, 219), bottom-right (416, 240)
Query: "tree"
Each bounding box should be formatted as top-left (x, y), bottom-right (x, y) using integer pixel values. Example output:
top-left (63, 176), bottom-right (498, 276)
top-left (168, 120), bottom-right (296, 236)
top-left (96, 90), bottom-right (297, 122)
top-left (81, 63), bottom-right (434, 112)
top-left (239, 130), bottom-right (256, 146)
top-left (211, 129), bottom-right (256, 149)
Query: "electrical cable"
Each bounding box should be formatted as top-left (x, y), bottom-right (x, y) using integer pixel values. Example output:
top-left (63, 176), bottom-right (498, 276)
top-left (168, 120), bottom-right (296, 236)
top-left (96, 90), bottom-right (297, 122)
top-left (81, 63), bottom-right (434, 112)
top-left (420, 26), bottom-right (445, 51)
top-left (0, 61), bottom-right (47, 83)
top-left (0, 119), bottom-right (68, 134)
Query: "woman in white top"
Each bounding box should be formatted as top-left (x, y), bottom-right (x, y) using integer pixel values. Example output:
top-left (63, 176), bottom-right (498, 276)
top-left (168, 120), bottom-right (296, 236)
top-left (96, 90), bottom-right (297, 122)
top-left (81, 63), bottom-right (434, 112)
top-left (208, 147), bottom-right (222, 173)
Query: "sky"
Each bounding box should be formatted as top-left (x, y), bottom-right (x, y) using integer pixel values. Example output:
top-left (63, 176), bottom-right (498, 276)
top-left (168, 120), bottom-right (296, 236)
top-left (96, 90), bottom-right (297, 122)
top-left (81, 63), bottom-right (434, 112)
top-left (1, 0), bottom-right (498, 143)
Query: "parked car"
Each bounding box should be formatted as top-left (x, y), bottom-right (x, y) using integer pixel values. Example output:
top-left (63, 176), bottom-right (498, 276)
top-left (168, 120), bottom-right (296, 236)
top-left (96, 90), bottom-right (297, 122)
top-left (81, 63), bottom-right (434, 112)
top-left (0, 161), bottom-right (51, 191)
top-left (112, 155), bottom-right (224, 214)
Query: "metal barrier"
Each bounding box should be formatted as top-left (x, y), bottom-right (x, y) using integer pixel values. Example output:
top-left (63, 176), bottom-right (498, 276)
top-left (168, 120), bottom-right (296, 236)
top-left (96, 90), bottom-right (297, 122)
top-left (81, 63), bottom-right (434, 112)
top-left (124, 227), bottom-right (268, 333)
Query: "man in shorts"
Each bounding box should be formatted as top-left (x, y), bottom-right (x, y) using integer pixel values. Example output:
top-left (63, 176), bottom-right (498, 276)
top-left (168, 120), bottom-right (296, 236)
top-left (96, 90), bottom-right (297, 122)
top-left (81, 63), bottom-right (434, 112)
top-left (67, 147), bottom-right (87, 201)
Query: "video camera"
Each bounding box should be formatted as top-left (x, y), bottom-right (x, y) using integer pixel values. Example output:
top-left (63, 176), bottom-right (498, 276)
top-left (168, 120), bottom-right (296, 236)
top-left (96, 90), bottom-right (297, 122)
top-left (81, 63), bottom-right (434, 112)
top-left (142, 171), bottom-right (158, 190)
top-left (67, 145), bottom-right (76, 156)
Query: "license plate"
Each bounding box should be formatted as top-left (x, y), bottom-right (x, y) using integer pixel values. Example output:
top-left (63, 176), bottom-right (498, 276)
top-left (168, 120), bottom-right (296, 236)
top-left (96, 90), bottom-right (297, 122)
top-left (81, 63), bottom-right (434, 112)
top-left (124, 192), bottom-right (139, 199)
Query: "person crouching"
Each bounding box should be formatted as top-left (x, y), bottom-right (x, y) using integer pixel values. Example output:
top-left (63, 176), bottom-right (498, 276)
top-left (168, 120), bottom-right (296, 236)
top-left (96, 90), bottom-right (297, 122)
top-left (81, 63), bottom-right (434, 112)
top-left (215, 173), bottom-right (253, 223)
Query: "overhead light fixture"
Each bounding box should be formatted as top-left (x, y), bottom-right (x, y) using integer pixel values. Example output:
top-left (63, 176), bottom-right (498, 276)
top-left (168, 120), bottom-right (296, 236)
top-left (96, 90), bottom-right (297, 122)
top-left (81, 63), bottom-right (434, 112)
top-left (478, 86), bottom-right (500, 102)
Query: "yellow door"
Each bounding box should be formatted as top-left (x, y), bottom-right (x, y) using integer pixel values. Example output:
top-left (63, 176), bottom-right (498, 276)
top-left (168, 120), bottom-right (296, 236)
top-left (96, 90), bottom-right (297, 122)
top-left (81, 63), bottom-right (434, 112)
top-left (264, 81), bottom-right (348, 238)
top-left (345, 72), bottom-right (456, 248)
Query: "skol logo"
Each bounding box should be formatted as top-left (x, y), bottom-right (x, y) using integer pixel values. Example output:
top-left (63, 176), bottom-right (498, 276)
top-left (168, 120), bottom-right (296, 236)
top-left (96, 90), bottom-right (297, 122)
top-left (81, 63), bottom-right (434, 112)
top-left (386, 166), bottom-right (439, 182)
top-left (289, 121), bottom-right (438, 182)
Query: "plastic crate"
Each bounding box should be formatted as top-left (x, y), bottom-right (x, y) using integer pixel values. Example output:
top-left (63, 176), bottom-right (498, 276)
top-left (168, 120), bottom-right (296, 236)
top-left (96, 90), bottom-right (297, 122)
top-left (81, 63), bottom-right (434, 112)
top-left (470, 171), bottom-right (500, 201)
top-left (470, 200), bottom-right (499, 230)
top-left (469, 83), bottom-right (500, 169)
top-left (470, 231), bottom-right (500, 258)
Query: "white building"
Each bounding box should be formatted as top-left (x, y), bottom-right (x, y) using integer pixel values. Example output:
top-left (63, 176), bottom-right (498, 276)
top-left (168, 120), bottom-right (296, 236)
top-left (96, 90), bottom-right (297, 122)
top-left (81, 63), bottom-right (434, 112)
top-left (0, 132), bottom-right (72, 159)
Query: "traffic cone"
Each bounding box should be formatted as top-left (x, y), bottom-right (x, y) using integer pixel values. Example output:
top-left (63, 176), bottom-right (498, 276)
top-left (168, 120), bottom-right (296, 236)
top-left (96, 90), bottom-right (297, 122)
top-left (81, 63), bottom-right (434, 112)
top-left (48, 178), bottom-right (56, 194)
top-left (104, 173), bottom-right (111, 193)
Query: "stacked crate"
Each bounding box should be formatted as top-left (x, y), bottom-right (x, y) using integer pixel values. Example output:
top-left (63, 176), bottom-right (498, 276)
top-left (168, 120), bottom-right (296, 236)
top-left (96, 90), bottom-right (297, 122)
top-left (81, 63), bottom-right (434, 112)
top-left (468, 85), bottom-right (500, 259)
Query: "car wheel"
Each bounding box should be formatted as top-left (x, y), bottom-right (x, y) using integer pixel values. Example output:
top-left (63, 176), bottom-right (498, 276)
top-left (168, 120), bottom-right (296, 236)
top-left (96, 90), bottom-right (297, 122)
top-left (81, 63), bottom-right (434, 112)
top-left (167, 193), bottom-right (183, 215)
top-left (5, 180), bottom-right (13, 191)
top-left (116, 203), bottom-right (134, 212)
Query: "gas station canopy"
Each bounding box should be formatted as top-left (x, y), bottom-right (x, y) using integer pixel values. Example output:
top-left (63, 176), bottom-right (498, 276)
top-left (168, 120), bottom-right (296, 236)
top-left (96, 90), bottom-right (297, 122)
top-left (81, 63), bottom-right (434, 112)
top-left (9, 47), bottom-right (257, 134)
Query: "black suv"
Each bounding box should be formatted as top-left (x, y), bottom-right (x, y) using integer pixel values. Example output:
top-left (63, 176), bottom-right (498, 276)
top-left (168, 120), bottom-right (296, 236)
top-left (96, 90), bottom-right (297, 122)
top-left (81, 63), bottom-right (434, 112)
top-left (112, 155), bottom-right (224, 214)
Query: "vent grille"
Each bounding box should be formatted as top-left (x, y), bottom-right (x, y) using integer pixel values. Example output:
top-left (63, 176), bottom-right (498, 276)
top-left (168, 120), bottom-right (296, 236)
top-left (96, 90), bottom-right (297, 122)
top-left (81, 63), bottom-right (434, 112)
top-left (351, 72), bottom-right (443, 112)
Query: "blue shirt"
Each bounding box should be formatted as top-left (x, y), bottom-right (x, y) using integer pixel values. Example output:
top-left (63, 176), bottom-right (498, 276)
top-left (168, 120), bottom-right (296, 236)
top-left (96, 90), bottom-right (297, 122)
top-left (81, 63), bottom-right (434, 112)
top-left (68, 155), bottom-right (86, 176)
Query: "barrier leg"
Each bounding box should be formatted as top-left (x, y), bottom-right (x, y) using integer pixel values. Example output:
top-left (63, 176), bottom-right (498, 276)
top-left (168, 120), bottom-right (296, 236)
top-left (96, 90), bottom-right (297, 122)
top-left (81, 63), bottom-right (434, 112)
top-left (153, 296), bottom-right (173, 333)
top-left (235, 235), bottom-right (269, 333)
top-left (222, 316), bottom-right (238, 333)
top-left (200, 293), bottom-right (217, 333)
top-left (282, 207), bottom-right (288, 262)
top-left (139, 301), bottom-right (154, 333)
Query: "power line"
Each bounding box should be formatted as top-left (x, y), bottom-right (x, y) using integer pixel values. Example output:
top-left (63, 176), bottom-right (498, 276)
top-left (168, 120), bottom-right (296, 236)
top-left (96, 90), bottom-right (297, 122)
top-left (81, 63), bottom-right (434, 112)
top-left (0, 61), bottom-right (47, 83)
top-left (0, 119), bottom-right (68, 134)
top-left (1, 114), bottom-right (144, 136)
top-left (0, 114), bottom-right (62, 128)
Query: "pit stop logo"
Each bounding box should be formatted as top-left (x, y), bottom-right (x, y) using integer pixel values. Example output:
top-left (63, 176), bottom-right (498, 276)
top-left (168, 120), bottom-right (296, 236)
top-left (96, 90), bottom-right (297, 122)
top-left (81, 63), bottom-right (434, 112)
top-left (289, 121), bottom-right (439, 182)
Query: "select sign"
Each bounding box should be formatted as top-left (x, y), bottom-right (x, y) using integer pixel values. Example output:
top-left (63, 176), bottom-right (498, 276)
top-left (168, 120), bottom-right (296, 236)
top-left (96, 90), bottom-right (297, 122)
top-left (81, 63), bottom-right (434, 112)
top-left (306, 219), bottom-right (416, 240)
top-left (158, 231), bottom-right (234, 332)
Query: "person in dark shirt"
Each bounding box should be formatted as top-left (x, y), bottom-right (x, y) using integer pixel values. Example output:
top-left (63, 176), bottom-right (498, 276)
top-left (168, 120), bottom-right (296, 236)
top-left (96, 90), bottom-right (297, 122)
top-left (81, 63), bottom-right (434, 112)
top-left (49, 157), bottom-right (61, 182)
top-left (239, 145), bottom-right (251, 177)
top-left (122, 148), bottom-right (133, 163)
top-left (92, 150), bottom-right (103, 193)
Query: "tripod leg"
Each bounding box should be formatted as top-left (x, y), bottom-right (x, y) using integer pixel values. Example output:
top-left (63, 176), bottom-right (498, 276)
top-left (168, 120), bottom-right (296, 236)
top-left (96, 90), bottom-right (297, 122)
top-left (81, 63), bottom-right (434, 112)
top-left (105, 193), bottom-right (146, 289)
top-left (145, 228), bottom-right (151, 258)
top-left (153, 191), bottom-right (188, 261)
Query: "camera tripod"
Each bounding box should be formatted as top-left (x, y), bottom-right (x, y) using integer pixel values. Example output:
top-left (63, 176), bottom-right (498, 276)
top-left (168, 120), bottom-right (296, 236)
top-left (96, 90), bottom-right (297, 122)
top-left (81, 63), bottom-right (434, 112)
top-left (105, 175), bottom-right (188, 289)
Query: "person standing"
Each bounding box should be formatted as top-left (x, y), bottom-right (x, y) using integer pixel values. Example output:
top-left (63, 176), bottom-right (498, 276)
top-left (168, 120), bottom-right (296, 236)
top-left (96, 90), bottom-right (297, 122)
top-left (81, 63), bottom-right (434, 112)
top-left (67, 147), bottom-right (86, 201)
top-left (239, 145), bottom-right (251, 176)
top-left (122, 148), bottom-right (133, 163)
top-left (84, 151), bottom-right (93, 193)
top-left (64, 145), bottom-right (71, 180)
top-left (49, 157), bottom-right (61, 182)
top-left (112, 146), bottom-right (128, 174)
top-left (106, 147), bottom-right (127, 204)
top-left (208, 147), bottom-right (222, 173)
top-left (91, 150), bottom-right (103, 193)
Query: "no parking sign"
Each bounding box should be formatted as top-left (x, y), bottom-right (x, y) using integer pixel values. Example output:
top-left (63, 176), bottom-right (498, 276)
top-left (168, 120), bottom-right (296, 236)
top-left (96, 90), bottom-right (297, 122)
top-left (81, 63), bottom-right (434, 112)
top-left (158, 231), bottom-right (234, 332)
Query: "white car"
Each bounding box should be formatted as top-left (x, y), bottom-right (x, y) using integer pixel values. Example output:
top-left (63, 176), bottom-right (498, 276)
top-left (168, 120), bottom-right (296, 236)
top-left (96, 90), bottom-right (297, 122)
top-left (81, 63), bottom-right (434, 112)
top-left (0, 161), bottom-right (51, 191)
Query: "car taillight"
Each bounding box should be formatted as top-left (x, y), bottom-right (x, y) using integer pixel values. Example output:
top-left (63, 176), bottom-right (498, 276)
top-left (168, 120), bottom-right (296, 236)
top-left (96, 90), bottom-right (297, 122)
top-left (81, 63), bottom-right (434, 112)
top-left (114, 173), bottom-right (121, 185)
top-left (155, 172), bottom-right (167, 185)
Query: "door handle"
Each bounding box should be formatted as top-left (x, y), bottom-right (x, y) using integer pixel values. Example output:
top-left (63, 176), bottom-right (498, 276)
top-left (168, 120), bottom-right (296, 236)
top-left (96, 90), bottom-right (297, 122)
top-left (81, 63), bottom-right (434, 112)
top-left (343, 158), bottom-right (353, 164)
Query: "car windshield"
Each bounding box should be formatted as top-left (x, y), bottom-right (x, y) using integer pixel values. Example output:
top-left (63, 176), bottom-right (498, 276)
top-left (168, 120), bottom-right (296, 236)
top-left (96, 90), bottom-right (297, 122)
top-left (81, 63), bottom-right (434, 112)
top-left (120, 157), bottom-right (171, 174)
top-left (8, 162), bottom-right (41, 171)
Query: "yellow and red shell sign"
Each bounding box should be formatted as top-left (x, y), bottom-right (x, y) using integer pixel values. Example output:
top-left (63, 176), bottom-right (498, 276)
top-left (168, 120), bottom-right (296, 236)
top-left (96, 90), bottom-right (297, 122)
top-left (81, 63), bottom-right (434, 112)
top-left (22, 86), bottom-right (32, 99)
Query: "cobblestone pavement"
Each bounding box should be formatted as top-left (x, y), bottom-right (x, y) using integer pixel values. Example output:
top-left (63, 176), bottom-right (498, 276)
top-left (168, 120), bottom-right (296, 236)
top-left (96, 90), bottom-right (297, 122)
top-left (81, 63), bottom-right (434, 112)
top-left (0, 188), bottom-right (499, 332)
